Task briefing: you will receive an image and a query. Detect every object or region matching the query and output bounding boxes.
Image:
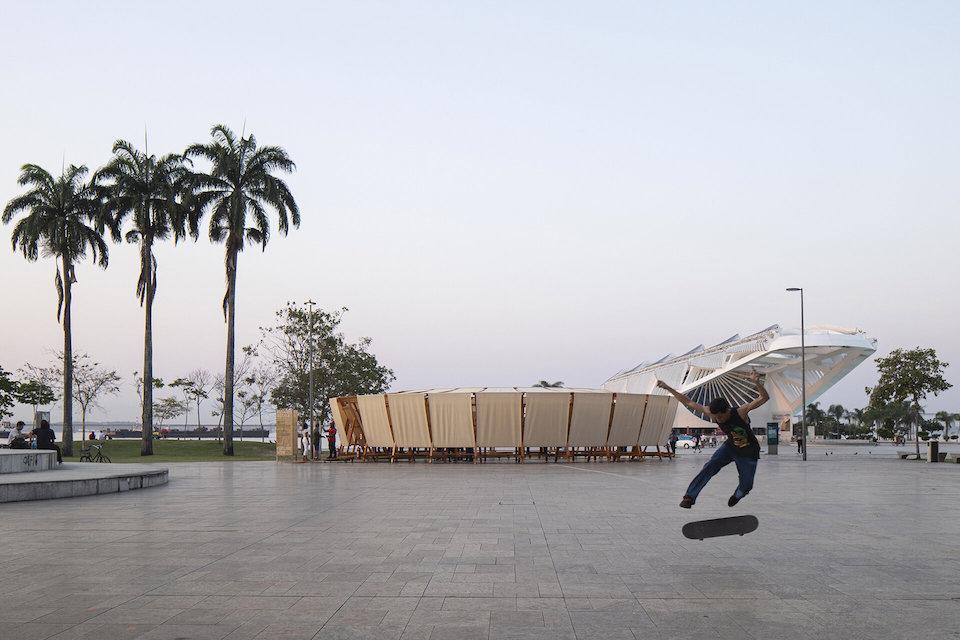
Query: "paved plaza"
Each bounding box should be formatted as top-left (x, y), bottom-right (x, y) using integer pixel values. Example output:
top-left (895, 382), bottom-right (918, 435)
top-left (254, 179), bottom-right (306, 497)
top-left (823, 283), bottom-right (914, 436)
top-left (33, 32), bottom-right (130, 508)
top-left (1, 447), bottom-right (959, 640)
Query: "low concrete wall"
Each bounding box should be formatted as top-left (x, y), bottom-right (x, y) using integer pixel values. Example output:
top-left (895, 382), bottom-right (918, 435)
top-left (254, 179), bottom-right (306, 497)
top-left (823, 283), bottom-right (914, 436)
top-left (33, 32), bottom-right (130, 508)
top-left (0, 450), bottom-right (57, 474)
top-left (0, 467), bottom-right (169, 503)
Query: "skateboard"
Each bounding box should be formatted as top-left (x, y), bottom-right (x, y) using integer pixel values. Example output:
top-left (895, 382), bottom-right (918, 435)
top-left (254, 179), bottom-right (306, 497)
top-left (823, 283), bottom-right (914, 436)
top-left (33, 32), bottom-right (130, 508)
top-left (682, 515), bottom-right (758, 540)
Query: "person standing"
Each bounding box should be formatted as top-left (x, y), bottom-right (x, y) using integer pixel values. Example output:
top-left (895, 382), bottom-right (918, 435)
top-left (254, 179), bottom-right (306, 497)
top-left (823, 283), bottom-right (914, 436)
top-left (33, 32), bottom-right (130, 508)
top-left (656, 371), bottom-right (769, 509)
top-left (668, 431), bottom-right (678, 456)
top-left (325, 423), bottom-right (337, 460)
top-left (298, 421), bottom-right (311, 462)
top-left (310, 425), bottom-right (321, 461)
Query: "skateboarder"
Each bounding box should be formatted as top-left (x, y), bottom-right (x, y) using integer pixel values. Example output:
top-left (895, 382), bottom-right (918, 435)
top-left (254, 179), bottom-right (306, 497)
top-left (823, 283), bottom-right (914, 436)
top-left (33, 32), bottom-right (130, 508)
top-left (656, 371), bottom-right (769, 509)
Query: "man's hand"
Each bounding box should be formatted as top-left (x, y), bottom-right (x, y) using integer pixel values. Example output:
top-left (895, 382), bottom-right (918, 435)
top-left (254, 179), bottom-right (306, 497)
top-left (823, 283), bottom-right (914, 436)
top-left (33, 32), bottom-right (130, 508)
top-left (739, 369), bottom-right (770, 416)
top-left (656, 379), bottom-right (673, 392)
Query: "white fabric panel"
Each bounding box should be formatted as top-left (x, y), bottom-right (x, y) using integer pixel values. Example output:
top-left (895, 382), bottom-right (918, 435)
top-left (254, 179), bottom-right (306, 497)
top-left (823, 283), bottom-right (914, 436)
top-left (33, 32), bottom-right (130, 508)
top-left (655, 398), bottom-right (680, 444)
top-left (428, 392), bottom-right (475, 447)
top-left (357, 394), bottom-right (393, 447)
top-left (568, 392), bottom-right (613, 446)
top-left (475, 392), bottom-right (522, 447)
top-left (329, 398), bottom-right (346, 432)
top-left (387, 393), bottom-right (432, 447)
top-left (606, 393), bottom-right (647, 446)
top-left (638, 395), bottom-right (675, 446)
top-left (523, 392), bottom-right (570, 447)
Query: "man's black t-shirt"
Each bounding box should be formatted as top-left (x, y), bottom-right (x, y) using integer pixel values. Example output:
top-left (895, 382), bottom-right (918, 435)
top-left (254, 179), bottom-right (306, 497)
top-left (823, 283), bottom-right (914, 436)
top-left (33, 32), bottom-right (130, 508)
top-left (718, 407), bottom-right (761, 460)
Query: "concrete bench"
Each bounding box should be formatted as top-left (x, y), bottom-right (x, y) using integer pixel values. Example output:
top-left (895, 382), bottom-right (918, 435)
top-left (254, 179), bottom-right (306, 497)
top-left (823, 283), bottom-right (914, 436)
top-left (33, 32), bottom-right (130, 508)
top-left (898, 451), bottom-right (950, 462)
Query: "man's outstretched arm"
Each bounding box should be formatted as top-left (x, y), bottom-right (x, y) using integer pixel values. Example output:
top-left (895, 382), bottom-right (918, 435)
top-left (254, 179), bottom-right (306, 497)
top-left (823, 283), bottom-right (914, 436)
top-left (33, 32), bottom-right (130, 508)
top-left (738, 370), bottom-right (770, 418)
top-left (655, 380), bottom-right (711, 415)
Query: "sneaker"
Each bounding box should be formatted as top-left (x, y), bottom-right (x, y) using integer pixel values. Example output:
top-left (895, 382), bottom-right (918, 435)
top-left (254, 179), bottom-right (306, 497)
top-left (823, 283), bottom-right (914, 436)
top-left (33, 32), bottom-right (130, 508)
top-left (679, 496), bottom-right (695, 509)
top-left (727, 494), bottom-right (741, 507)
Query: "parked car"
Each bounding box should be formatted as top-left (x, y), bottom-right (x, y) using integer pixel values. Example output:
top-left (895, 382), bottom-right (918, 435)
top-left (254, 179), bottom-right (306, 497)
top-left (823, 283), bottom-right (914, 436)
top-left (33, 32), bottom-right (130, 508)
top-left (676, 435), bottom-right (697, 448)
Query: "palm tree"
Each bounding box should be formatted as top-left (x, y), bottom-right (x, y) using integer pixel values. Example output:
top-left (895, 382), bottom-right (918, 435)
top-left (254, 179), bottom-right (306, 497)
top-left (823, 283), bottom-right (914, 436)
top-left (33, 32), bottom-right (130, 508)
top-left (826, 403), bottom-right (845, 438)
top-left (95, 140), bottom-right (198, 456)
top-left (805, 402), bottom-right (826, 437)
top-left (185, 125), bottom-right (299, 455)
top-left (934, 411), bottom-right (954, 441)
top-left (533, 380), bottom-right (564, 388)
top-left (3, 164), bottom-right (109, 456)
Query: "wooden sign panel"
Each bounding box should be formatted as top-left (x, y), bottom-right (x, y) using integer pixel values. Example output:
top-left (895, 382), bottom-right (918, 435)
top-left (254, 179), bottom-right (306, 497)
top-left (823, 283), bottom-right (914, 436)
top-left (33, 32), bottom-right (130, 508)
top-left (275, 408), bottom-right (299, 461)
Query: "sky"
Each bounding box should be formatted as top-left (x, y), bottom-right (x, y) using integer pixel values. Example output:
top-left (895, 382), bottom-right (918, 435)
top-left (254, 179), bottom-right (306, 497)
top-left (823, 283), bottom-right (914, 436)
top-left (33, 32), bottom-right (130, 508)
top-left (1, 0), bottom-right (959, 425)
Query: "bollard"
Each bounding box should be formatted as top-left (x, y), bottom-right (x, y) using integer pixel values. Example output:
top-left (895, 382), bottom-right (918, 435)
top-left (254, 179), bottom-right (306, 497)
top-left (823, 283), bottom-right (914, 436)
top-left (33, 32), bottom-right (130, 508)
top-left (927, 440), bottom-right (939, 463)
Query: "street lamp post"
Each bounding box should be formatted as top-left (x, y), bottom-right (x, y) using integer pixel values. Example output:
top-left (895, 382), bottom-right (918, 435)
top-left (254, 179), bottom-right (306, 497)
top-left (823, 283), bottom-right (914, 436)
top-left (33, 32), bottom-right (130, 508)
top-left (307, 300), bottom-right (316, 440)
top-left (786, 287), bottom-right (807, 461)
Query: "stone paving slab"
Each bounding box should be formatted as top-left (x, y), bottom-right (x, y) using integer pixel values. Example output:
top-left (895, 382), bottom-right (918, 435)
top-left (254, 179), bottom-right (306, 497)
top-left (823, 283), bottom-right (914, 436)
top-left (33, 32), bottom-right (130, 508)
top-left (0, 452), bottom-right (958, 639)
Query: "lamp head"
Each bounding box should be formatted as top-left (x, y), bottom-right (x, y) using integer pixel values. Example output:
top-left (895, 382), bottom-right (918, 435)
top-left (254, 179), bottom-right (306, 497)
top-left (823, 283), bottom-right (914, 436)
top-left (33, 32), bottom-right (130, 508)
top-left (786, 287), bottom-right (802, 292)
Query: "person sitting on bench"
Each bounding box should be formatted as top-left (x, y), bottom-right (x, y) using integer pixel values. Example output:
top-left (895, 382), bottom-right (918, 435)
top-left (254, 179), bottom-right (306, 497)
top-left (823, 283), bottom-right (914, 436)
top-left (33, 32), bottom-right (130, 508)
top-left (35, 419), bottom-right (62, 464)
top-left (7, 421), bottom-right (29, 449)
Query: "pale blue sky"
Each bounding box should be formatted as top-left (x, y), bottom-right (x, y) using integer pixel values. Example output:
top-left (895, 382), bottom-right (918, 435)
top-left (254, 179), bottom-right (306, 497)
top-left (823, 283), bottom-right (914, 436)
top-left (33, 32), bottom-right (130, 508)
top-left (1, 1), bottom-right (958, 423)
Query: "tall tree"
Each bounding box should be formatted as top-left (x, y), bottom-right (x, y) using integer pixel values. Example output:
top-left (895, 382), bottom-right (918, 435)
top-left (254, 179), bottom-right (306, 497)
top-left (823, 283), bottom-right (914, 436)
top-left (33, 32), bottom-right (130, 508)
top-left (3, 164), bottom-right (109, 455)
top-left (0, 366), bottom-right (18, 421)
top-left (185, 125), bottom-right (299, 456)
top-left (95, 141), bottom-right (197, 456)
top-left (867, 348), bottom-right (952, 455)
top-left (259, 303), bottom-right (394, 425)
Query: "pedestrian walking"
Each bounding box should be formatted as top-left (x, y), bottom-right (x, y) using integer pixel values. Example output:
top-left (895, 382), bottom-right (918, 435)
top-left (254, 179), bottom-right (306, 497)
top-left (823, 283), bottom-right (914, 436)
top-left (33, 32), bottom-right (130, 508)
top-left (668, 432), bottom-right (678, 456)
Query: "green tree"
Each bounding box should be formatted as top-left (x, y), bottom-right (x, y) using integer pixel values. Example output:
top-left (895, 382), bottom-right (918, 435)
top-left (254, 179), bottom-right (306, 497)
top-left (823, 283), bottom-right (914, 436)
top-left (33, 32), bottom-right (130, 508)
top-left (154, 396), bottom-right (188, 429)
top-left (169, 377), bottom-right (197, 438)
top-left (827, 403), bottom-right (846, 437)
top-left (804, 402), bottom-right (827, 437)
top-left (37, 352), bottom-right (121, 441)
top-left (934, 411), bottom-right (955, 440)
top-left (185, 125), bottom-right (299, 456)
top-left (14, 379), bottom-right (57, 417)
top-left (867, 348), bottom-right (952, 456)
top-left (533, 380), bottom-right (564, 388)
top-left (3, 164), bottom-right (109, 456)
top-left (260, 303), bottom-right (394, 425)
top-left (186, 369), bottom-right (212, 437)
top-left (96, 140), bottom-right (198, 456)
top-left (0, 366), bottom-right (19, 420)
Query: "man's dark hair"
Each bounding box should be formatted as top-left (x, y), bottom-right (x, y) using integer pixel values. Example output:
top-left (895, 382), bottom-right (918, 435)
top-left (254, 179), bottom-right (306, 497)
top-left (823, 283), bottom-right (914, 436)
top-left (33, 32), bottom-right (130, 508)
top-left (16, 421), bottom-right (25, 428)
top-left (40, 419), bottom-right (50, 429)
top-left (708, 397), bottom-right (731, 414)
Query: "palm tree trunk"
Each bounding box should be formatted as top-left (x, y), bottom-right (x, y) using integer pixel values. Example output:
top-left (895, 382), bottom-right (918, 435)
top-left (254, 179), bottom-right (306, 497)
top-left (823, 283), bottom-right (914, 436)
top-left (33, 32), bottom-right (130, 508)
top-left (223, 248), bottom-right (237, 456)
top-left (141, 242), bottom-right (155, 456)
top-left (61, 256), bottom-right (74, 457)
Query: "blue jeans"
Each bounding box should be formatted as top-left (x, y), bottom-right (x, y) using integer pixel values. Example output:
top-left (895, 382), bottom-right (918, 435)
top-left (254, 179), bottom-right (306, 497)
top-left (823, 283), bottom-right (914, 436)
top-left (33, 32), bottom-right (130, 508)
top-left (685, 443), bottom-right (757, 500)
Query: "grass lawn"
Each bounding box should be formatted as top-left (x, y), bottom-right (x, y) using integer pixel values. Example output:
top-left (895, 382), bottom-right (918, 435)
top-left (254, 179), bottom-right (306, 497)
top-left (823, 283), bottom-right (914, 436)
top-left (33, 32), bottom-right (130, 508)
top-left (61, 439), bottom-right (276, 463)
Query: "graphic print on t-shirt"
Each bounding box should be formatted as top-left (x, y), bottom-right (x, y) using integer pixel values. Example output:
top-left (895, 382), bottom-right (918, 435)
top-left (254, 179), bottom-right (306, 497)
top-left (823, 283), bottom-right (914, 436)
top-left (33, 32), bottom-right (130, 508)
top-left (729, 426), bottom-right (751, 449)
